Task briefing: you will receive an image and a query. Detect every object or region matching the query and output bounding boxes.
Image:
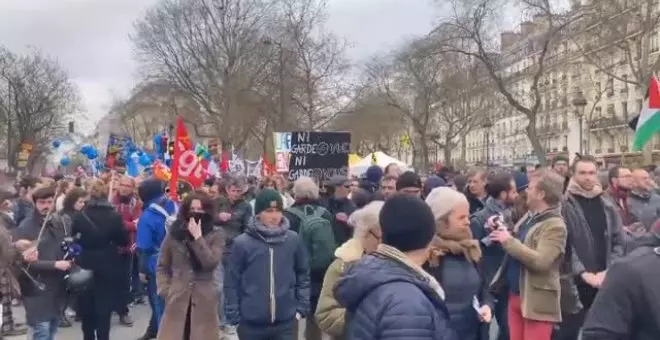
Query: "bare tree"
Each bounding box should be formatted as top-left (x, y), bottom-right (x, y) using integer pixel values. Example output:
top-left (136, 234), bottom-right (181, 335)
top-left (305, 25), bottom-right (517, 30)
top-left (570, 0), bottom-right (659, 162)
top-left (132, 0), bottom-right (275, 149)
top-left (364, 38), bottom-right (450, 171)
top-left (432, 0), bottom-right (577, 165)
top-left (0, 47), bottom-right (79, 172)
top-left (272, 0), bottom-right (351, 130)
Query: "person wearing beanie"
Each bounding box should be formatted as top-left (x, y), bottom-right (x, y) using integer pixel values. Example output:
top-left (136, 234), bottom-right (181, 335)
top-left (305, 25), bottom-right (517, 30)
top-left (396, 171), bottom-right (423, 197)
top-left (323, 175), bottom-right (357, 246)
top-left (425, 187), bottom-right (493, 340)
top-left (334, 195), bottom-right (457, 340)
top-left (360, 165), bottom-right (383, 194)
top-left (581, 218), bottom-right (660, 340)
top-left (423, 175), bottom-right (447, 199)
top-left (225, 188), bottom-right (310, 339)
top-left (136, 178), bottom-right (178, 340)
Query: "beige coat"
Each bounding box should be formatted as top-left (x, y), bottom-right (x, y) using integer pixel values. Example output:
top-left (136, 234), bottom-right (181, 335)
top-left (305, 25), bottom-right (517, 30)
top-left (315, 239), bottom-right (364, 339)
top-left (491, 210), bottom-right (567, 323)
top-left (156, 228), bottom-right (225, 340)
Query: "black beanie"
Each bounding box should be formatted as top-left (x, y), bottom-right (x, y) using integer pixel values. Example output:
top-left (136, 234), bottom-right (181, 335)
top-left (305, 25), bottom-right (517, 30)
top-left (396, 171), bottom-right (422, 191)
top-left (379, 194), bottom-right (436, 252)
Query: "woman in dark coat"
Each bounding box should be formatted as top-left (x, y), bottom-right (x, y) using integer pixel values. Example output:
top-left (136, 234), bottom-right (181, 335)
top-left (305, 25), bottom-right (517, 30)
top-left (71, 180), bottom-right (129, 340)
top-left (425, 187), bottom-right (493, 340)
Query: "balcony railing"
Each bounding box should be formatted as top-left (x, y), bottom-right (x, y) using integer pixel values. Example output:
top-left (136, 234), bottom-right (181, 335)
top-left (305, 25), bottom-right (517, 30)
top-left (588, 117), bottom-right (628, 129)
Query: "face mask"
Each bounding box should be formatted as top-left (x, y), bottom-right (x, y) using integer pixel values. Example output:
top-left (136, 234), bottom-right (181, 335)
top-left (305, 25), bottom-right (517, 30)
top-left (189, 212), bottom-right (210, 224)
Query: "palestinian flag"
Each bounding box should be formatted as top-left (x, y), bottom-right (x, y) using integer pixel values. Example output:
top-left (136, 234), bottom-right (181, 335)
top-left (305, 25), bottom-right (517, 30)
top-left (630, 76), bottom-right (660, 151)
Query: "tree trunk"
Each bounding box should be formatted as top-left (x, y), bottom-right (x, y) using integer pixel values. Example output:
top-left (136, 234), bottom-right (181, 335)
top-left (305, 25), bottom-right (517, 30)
top-left (460, 134), bottom-right (467, 163)
top-left (526, 118), bottom-right (548, 166)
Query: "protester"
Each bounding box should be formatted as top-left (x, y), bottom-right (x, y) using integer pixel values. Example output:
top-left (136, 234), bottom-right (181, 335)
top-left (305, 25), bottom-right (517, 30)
top-left (452, 174), bottom-right (468, 192)
top-left (423, 175), bottom-right (446, 199)
top-left (581, 220), bottom-right (660, 340)
top-left (13, 176), bottom-right (38, 226)
top-left (334, 195), bottom-right (457, 340)
top-left (489, 169), bottom-right (567, 340)
top-left (156, 192), bottom-right (224, 340)
top-left (628, 168), bottom-right (660, 231)
top-left (274, 175), bottom-right (295, 208)
top-left (13, 185), bottom-right (70, 340)
top-left (323, 175), bottom-right (356, 246)
top-left (603, 166), bottom-right (634, 226)
top-left (559, 157), bottom-right (625, 340)
top-left (54, 180), bottom-right (70, 213)
top-left (377, 175), bottom-right (397, 200)
top-left (315, 201), bottom-right (384, 339)
top-left (468, 171), bottom-right (517, 340)
top-left (136, 179), bottom-right (177, 340)
top-left (466, 171), bottom-right (487, 214)
top-left (359, 165), bottom-right (383, 194)
top-left (224, 189), bottom-right (310, 339)
top-left (0, 189), bottom-right (26, 337)
top-left (284, 177), bottom-right (335, 340)
top-left (71, 180), bottom-right (129, 340)
top-left (551, 155), bottom-right (570, 192)
top-left (383, 163), bottom-right (403, 178)
top-left (425, 187), bottom-right (492, 340)
top-left (396, 171), bottom-right (423, 197)
top-left (350, 188), bottom-right (372, 209)
top-left (110, 176), bottom-right (141, 327)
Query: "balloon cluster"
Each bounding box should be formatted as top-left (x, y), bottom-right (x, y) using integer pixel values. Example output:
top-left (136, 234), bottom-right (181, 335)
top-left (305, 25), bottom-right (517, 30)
top-left (194, 144), bottom-right (212, 162)
top-left (51, 140), bottom-right (99, 167)
top-left (79, 144), bottom-right (98, 160)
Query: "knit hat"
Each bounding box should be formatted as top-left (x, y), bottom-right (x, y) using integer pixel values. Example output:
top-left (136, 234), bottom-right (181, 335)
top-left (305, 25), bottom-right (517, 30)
top-left (423, 175), bottom-right (446, 198)
top-left (364, 165), bottom-right (384, 184)
top-left (513, 171), bottom-right (529, 192)
top-left (552, 155), bottom-right (569, 166)
top-left (379, 195), bottom-right (436, 252)
top-left (254, 189), bottom-right (283, 215)
top-left (396, 171), bottom-right (422, 191)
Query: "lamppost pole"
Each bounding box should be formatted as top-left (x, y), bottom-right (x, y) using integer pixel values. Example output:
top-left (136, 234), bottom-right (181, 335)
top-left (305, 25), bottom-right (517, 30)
top-left (482, 118), bottom-right (493, 166)
top-left (572, 91), bottom-right (587, 155)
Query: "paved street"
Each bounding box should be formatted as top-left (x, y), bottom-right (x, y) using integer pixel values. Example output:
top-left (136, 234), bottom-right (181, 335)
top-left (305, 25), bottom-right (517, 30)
top-left (6, 303), bottom-right (501, 339)
top-left (7, 303), bottom-right (152, 339)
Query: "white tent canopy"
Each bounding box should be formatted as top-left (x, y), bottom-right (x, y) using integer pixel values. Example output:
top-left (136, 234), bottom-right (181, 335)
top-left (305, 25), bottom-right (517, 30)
top-left (350, 151), bottom-right (409, 176)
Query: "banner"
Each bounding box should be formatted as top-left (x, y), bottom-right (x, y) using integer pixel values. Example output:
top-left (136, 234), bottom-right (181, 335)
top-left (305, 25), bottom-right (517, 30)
top-left (288, 131), bottom-right (351, 182)
top-left (273, 132), bottom-right (291, 172)
top-left (169, 117), bottom-right (207, 198)
top-left (105, 134), bottom-right (132, 171)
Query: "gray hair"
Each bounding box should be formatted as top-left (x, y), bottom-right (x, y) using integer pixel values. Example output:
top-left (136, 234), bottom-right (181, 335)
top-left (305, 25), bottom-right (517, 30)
top-left (350, 201), bottom-right (384, 240)
top-left (529, 169), bottom-right (564, 206)
top-left (292, 176), bottom-right (319, 200)
top-left (425, 187), bottom-right (468, 222)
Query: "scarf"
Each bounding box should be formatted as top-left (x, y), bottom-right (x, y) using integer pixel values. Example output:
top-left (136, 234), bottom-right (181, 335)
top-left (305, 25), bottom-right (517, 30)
top-left (609, 185), bottom-right (633, 225)
top-left (566, 179), bottom-right (603, 199)
top-left (428, 224), bottom-right (482, 267)
top-left (376, 244), bottom-right (445, 300)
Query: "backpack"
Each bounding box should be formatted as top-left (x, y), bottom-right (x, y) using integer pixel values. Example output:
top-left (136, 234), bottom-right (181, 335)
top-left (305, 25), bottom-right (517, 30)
top-left (149, 202), bottom-right (178, 230)
top-left (287, 205), bottom-right (336, 271)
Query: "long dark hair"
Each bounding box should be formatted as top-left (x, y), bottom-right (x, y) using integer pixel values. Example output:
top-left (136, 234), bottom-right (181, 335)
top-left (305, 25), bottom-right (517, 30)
top-left (63, 187), bottom-right (87, 212)
top-left (178, 190), bottom-right (215, 221)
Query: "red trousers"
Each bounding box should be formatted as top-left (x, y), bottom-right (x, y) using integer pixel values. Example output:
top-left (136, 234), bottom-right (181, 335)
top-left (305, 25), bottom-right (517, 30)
top-left (508, 294), bottom-right (554, 340)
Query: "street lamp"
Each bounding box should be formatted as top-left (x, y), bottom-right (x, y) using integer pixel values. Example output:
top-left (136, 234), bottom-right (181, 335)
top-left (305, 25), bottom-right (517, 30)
top-left (482, 117), bottom-right (493, 166)
top-left (572, 91), bottom-right (587, 154)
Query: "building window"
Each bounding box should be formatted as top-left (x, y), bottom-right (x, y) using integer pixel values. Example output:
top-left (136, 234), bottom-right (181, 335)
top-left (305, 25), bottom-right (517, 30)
top-left (622, 101), bottom-right (628, 119)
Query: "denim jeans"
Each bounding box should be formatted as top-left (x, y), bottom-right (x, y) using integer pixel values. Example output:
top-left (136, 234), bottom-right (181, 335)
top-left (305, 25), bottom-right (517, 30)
top-left (30, 319), bottom-right (58, 340)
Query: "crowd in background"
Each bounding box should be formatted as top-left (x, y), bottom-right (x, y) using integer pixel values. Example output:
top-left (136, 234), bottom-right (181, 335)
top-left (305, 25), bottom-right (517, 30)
top-left (0, 156), bottom-right (658, 340)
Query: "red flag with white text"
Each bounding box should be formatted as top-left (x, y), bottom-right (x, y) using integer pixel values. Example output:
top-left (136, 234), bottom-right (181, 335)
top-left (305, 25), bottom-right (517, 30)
top-left (169, 117), bottom-right (207, 198)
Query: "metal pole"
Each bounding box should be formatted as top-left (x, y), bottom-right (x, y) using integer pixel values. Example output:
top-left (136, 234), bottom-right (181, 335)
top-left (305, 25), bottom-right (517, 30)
top-left (579, 116), bottom-right (583, 154)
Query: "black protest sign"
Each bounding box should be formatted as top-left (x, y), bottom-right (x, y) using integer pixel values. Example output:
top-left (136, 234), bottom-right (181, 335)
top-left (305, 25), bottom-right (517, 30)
top-left (288, 132), bottom-right (351, 182)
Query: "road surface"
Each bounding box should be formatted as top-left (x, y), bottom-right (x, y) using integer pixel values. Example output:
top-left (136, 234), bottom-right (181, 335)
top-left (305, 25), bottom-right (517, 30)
top-left (7, 303), bottom-right (502, 339)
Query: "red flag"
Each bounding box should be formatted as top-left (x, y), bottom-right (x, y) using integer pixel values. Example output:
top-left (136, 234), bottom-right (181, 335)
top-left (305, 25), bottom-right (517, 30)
top-left (261, 153), bottom-right (275, 177)
top-left (220, 149), bottom-right (230, 174)
top-left (169, 117), bottom-right (206, 198)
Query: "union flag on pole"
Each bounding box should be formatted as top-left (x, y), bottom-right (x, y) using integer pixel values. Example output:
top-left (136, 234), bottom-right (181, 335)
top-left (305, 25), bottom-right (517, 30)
top-left (169, 116), bottom-right (207, 198)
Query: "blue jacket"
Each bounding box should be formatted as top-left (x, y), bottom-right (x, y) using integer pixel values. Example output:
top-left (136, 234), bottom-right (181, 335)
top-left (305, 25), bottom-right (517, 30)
top-left (334, 254), bottom-right (457, 340)
top-left (469, 197), bottom-right (506, 284)
top-left (224, 217), bottom-right (310, 326)
top-left (136, 196), bottom-right (177, 275)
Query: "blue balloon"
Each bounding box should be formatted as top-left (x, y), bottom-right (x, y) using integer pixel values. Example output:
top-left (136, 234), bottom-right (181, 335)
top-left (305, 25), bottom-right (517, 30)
top-left (52, 140), bottom-right (61, 149)
top-left (80, 144), bottom-right (93, 156)
top-left (60, 156), bottom-right (71, 167)
top-left (86, 148), bottom-right (98, 160)
top-left (139, 153), bottom-right (153, 167)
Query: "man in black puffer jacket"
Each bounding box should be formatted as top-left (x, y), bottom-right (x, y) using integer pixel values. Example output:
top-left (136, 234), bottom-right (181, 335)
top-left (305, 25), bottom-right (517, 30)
top-left (582, 220), bottom-right (660, 340)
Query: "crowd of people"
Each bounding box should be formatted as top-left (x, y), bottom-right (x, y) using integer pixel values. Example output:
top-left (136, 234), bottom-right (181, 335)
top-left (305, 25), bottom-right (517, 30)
top-left (0, 156), bottom-right (659, 340)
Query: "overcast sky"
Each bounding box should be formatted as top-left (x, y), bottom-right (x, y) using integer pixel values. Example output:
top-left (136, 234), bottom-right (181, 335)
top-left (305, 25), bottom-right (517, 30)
top-left (0, 0), bottom-right (437, 130)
